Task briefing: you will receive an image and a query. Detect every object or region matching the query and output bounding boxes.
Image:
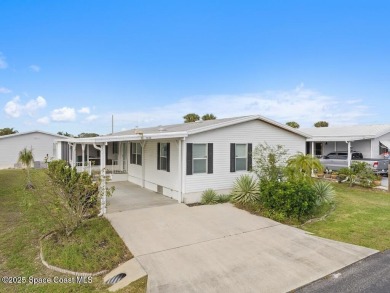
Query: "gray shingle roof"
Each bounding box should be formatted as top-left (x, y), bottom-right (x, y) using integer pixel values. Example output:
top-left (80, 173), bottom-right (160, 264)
top-left (302, 124), bottom-right (390, 141)
top-left (103, 115), bottom-right (310, 138)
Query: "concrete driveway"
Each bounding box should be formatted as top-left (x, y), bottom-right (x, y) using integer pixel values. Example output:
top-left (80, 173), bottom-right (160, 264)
top-left (106, 203), bottom-right (377, 292)
top-left (107, 181), bottom-right (177, 213)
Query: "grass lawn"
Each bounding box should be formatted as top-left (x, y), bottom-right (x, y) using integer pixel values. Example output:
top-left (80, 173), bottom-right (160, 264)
top-left (0, 169), bottom-right (146, 292)
top-left (302, 182), bottom-right (390, 251)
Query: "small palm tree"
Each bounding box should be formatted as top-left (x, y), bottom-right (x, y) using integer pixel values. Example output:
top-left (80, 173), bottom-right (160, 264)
top-left (18, 147), bottom-right (34, 189)
top-left (287, 153), bottom-right (323, 180)
top-left (183, 113), bottom-right (200, 123)
top-left (201, 113), bottom-right (217, 121)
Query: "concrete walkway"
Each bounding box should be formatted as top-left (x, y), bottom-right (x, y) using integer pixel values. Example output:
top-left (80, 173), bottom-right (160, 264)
top-left (107, 181), bottom-right (177, 213)
top-left (106, 203), bottom-right (377, 293)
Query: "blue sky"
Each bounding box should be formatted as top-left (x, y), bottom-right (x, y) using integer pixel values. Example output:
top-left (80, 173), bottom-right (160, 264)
top-left (1, 0), bottom-right (389, 135)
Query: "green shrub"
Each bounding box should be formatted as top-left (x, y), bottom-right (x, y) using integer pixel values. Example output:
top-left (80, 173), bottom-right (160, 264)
top-left (313, 180), bottom-right (335, 204)
top-left (231, 175), bottom-right (260, 204)
top-left (201, 189), bottom-right (218, 205)
top-left (259, 179), bottom-right (317, 219)
top-left (216, 194), bottom-right (232, 203)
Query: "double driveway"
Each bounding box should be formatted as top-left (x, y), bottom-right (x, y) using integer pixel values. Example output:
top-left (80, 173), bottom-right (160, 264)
top-left (106, 182), bottom-right (377, 292)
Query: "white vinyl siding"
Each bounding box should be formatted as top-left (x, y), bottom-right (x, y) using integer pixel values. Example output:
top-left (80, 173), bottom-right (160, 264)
top-left (184, 119), bottom-right (305, 200)
top-left (128, 140), bottom-right (180, 200)
top-left (0, 132), bottom-right (63, 169)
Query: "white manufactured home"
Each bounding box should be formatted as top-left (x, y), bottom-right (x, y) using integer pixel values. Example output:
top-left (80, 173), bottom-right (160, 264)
top-left (57, 115), bottom-right (309, 206)
top-left (0, 130), bottom-right (68, 169)
top-left (302, 124), bottom-right (390, 159)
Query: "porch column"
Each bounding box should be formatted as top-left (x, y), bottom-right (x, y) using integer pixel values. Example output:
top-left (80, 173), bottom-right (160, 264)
top-left (177, 139), bottom-right (182, 203)
top-left (347, 141), bottom-right (351, 167)
top-left (311, 141), bottom-right (315, 158)
top-left (100, 143), bottom-right (107, 214)
top-left (68, 143), bottom-right (72, 165)
top-left (141, 141), bottom-right (147, 188)
top-left (334, 141), bottom-right (337, 151)
top-left (93, 142), bottom-right (107, 215)
top-left (81, 144), bottom-right (86, 172)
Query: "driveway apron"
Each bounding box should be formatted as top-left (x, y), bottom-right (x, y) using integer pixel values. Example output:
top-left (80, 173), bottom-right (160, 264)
top-left (106, 203), bottom-right (377, 293)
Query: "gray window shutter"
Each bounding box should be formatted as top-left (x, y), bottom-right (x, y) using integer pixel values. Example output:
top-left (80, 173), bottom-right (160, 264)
top-left (230, 143), bottom-right (235, 172)
top-left (157, 143), bottom-right (161, 170)
top-left (207, 143), bottom-right (213, 174)
top-left (247, 143), bottom-right (252, 171)
top-left (167, 143), bottom-right (170, 172)
top-left (186, 143), bottom-right (193, 175)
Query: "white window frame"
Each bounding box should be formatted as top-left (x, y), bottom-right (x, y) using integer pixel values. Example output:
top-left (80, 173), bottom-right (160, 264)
top-left (193, 143), bottom-right (208, 174)
top-left (131, 142), bottom-right (142, 165)
top-left (235, 144), bottom-right (247, 171)
top-left (160, 143), bottom-right (168, 171)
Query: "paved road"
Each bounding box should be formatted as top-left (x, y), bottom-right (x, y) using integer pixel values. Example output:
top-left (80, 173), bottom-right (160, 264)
top-left (106, 201), bottom-right (377, 293)
top-left (296, 250), bottom-right (390, 293)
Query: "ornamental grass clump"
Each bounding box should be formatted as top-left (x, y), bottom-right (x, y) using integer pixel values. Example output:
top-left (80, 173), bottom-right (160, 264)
top-left (313, 180), bottom-right (335, 204)
top-left (231, 174), bottom-right (260, 204)
top-left (201, 189), bottom-right (218, 205)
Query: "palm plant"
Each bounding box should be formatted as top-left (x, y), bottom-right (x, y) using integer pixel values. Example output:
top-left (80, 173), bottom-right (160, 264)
top-left (313, 181), bottom-right (335, 204)
top-left (287, 153), bottom-right (323, 181)
top-left (18, 147), bottom-right (34, 188)
top-left (231, 174), bottom-right (260, 204)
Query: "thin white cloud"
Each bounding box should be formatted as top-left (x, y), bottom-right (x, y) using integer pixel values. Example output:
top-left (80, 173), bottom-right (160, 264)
top-left (0, 53), bottom-right (7, 69)
top-left (25, 96), bottom-right (47, 115)
top-left (29, 65), bottom-right (41, 72)
top-left (51, 107), bottom-right (76, 122)
top-left (112, 86), bottom-right (372, 128)
top-left (0, 87), bottom-right (11, 94)
top-left (85, 114), bottom-right (98, 122)
top-left (78, 107), bottom-right (90, 114)
top-left (4, 96), bottom-right (47, 118)
top-left (37, 116), bottom-right (50, 124)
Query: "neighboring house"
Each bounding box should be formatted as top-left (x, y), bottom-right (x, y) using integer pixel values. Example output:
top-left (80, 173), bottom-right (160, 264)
top-left (0, 130), bottom-right (68, 169)
top-left (302, 124), bottom-right (390, 159)
top-left (58, 115), bottom-right (309, 204)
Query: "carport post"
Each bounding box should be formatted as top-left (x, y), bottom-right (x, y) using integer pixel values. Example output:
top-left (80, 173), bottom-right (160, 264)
top-left (311, 141), bottom-right (315, 176)
top-left (388, 164), bottom-right (390, 192)
top-left (347, 141), bottom-right (351, 168)
top-left (81, 144), bottom-right (85, 172)
top-left (93, 142), bottom-right (107, 215)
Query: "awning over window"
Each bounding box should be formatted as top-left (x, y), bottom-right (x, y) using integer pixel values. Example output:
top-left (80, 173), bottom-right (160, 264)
top-left (380, 141), bottom-right (390, 149)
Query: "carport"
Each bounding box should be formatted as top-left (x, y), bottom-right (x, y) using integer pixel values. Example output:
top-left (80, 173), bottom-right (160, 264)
top-left (107, 181), bottom-right (177, 213)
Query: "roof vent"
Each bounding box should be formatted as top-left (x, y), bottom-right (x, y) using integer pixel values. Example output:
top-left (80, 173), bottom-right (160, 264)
top-left (158, 127), bottom-right (167, 132)
top-left (134, 129), bottom-right (143, 135)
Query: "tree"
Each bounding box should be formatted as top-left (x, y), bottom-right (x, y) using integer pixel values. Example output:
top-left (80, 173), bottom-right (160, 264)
top-left (252, 143), bottom-right (289, 182)
top-left (286, 153), bottom-right (323, 181)
top-left (18, 147), bottom-right (34, 189)
top-left (286, 121), bottom-right (300, 129)
top-left (183, 113), bottom-right (200, 123)
top-left (78, 133), bottom-right (99, 138)
top-left (202, 113), bottom-right (217, 121)
top-left (0, 128), bottom-right (18, 136)
top-left (314, 121), bottom-right (329, 128)
top-left (57, 131), bottom-right (73, 137)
